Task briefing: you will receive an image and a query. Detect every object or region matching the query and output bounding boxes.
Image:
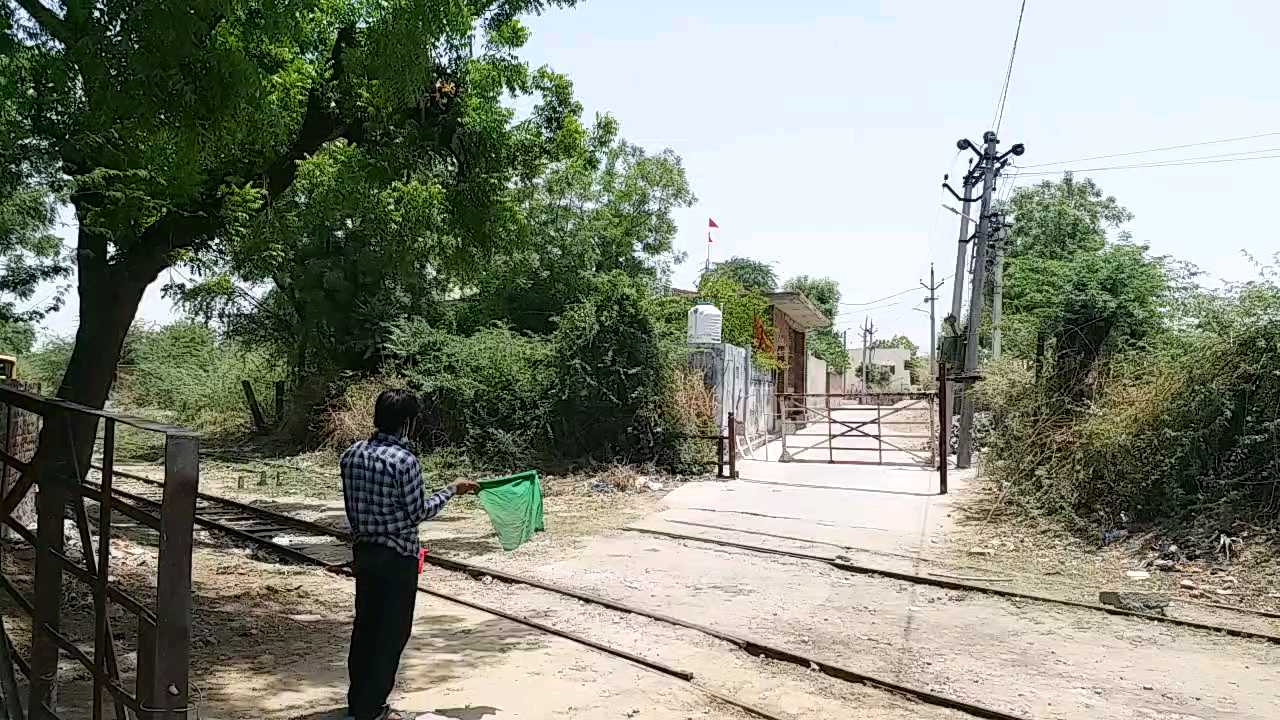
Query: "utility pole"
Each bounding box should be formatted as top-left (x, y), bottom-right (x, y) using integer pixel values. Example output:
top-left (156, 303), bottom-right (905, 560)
top-left (920, 263), bottom-right (943, 381)
top-left (944, 131), bottom-right (1024, 469)
top-left (942, 159), bottom-right (978, 444)
top-left (991, 219), bottom-right (1007, 359)
top-left (859, 316), bottom-right (876, 391)
top-left (948, 158), bottom-right (976, 323)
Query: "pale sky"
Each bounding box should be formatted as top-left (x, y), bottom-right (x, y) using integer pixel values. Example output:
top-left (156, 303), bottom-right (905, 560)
top-left (38, 0), bottom-right (1280, 350)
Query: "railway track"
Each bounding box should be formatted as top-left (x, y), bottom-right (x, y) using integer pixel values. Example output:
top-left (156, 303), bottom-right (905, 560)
top-left (83, 465), bottom-right (1038, 720)
top-left (81, 466), bottom-right (1280, 718)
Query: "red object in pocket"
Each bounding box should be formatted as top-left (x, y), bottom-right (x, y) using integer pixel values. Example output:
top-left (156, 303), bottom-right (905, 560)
top-left (418, 547), bottom-right (427, 575)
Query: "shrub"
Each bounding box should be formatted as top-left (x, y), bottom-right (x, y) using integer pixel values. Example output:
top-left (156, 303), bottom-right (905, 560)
top-left (317, 374), bottom-right (394, 449)
top-left (548, 273), bottom-right (668, 460)
top-left (658, 366), bottom-right (717, 474)
top-left (117, 322), bottom-right (283, 435)
top-left (19, 336), bottom-right (73, 391)
top-left (370, 275), bottom-right (713, 472)
top-left (385, 319), bottom-right (553, 467)
top-left (978, 281), bottom-right (1280, 531)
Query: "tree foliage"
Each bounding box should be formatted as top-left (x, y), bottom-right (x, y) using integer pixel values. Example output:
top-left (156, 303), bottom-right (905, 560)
top-left (379, 273), bottom-right (691, 468)
top-left (871, 334), bottom-right (918, 355)
top-left (978, 177), bottom-right (1279, 533)
top-left (784, 275), bottom-right (846, 372)
top-left (1002, 176), bottom-right (1167, 394)
top-left (2, 0), bottom-right (584, 481)
top-left (0, 15), bottom-right (68, 329)
top-left (702, 256), bottom-right (777, 293)
top-left (696, 272), bottom-right (777, 370)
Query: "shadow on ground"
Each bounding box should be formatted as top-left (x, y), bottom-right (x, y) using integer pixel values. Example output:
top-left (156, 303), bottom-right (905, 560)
top-left (293, 707), bottom-right (501, 720)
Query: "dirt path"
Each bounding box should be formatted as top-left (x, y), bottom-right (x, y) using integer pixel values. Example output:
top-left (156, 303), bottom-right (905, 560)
top-left (456, 528), bottom-right (1279, 720)
top-left (86, 455), bottom-right (1279, 719)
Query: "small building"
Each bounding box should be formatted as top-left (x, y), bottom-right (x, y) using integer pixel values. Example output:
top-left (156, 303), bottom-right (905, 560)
top-left (765, 291), bottom-right (830, 399)
top-left (847, 346), bottom-right (913, 392)
top-left (678, 288), bottom-right (830, 438)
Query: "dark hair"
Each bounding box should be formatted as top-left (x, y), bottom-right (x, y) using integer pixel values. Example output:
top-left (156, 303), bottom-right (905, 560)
top-left (373, 389), bottom-right (421, 435)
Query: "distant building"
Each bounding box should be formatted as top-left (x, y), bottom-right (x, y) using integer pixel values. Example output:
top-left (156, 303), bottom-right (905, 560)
top-left (764, 291), bottom-right (829, 399)
top-left (678, 287), bottom-right (830, 433)
top-left (847, 346), bottom-right (913, 392)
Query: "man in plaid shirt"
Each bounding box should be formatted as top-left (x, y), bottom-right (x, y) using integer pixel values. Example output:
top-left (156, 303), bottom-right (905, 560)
top-left (342, 389), bottom-right (477, 720)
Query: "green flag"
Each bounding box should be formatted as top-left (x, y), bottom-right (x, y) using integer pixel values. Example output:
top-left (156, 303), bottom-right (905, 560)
top-left (476, 470), bottom-right (545, 551)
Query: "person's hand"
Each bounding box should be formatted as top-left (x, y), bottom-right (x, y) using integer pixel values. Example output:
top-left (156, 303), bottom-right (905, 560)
top-left (450, 480), bottom-right (480, 496)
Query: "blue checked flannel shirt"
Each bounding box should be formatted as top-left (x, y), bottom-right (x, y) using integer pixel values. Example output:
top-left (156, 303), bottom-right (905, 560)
top-left (341, 432), bottom-right (455, 558)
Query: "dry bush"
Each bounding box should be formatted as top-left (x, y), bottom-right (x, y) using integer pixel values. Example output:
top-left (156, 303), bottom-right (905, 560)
top-left (658, 366), bottom-right (717, 474)
top-left (317, 375), bottom-right (396, 449)
top-left (667, 366), bottom-right (715, 432)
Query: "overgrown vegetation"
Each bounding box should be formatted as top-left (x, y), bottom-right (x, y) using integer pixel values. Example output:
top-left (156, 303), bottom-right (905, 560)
top-left (24, 323), bottom-right (281, 434)
top-left (694, 273), bottom-right (778, 370)
top-left (977, 175), bottom-right (1280, 534)
top-left (783, 275), bottom-right (847, 372)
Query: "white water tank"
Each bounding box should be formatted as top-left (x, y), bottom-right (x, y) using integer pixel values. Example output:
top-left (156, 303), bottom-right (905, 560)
top-left (687, 302), bottom-right (723, 344)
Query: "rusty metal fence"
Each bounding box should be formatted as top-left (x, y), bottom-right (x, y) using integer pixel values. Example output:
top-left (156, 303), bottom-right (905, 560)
top-left (0, 384), bottom-right (198, 719)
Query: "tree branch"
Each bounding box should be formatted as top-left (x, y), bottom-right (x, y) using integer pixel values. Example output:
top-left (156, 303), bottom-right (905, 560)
top-left (112, 26), bottom-right (359, 285)
top-left (261, 25), bottom-right (356, 200)
top-left (13, 0), bottom-right (69, 44)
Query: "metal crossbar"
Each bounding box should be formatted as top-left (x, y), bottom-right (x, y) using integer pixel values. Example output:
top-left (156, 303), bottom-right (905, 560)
top-left (0, 384), bottom-right (198, 720)
top-left (777, 394), bottom-right (936, 467)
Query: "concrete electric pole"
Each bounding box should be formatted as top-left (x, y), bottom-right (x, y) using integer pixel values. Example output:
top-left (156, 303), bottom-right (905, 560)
top-left (920, 263), bottom-right (943, 382)
top-left (944, 131), bottom-right (1024, 469)
top-left (859, 316), bottom-right (877, 392)
top-left (948, 159), bottom-right (976, 324)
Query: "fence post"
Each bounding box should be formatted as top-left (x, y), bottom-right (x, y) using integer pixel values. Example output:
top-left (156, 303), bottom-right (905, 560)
top-left (716, 435), bottom-right (725, 479)
top-left (152, 434), bottom-right (199, 718)
top-left (727, 412), bottom-right (738, 479)
top-left (938, 362), bottom-right (949, 495)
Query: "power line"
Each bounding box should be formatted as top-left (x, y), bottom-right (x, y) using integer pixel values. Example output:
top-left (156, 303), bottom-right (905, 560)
top-left (1019, 130), bottom-right (1280, 168)
top-left (834, 302), bottom-right (905, 320)
top-left (1014, 152), bottom-right (1280, 177)
top-left (992, 0), bottom-right (1028, 134)
top-left (839, 274), bottom-right (954, 307)
top-left (1023, 144), bottom-right (1280, 170)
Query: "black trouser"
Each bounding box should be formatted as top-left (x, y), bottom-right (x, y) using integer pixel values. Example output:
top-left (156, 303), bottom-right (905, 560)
top-left (348, 542), bottom-right (418, 720)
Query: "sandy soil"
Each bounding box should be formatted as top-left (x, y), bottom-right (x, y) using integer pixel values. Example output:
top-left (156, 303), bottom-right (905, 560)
top-left (940, 477), bottom-right (1280, 619)
top-left (461, 530), bottom-right (1280, 720)
top-left (26, 451), bottom-right (1275, 720)
top-left (4, 540), bottom-right (768, 720)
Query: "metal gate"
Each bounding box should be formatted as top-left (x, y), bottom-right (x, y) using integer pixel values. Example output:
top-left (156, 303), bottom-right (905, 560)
top-left (772, 390), bottom-right (941, 467)
top-left (0, 385), bottom-right (198, 719)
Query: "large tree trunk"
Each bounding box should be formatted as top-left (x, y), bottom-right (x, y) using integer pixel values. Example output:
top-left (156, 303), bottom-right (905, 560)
top-left (23, 242), bottom-right (152, 713)
top-left (43, 259), bottom-right (151, 470)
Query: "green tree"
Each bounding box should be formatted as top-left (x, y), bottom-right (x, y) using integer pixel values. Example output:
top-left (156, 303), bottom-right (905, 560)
top-left (1003, 176), bottom-right (1167, 393)
top-left (461, 116), bottom-right (695, 336)
top-left (0, 21), bottom-right (68, 332)
top-left (783, 275), bottom-right (846, 372)
top-left (702, 256), bottom-right (777, 292)
top-left (0, 321), bottom-right (34, 355)
top-left (871, 334), bottom-right (919, 355)
top-left (696, 273), bottom-right (778, 370)
top-left (783, 275), bottom-right (839, 319)
top-left (3, 0), bottom-right (578, 470)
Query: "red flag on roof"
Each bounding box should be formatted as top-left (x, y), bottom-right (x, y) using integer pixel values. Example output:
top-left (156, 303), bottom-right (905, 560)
top-left (708, 218), bottom-right (719, 228)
